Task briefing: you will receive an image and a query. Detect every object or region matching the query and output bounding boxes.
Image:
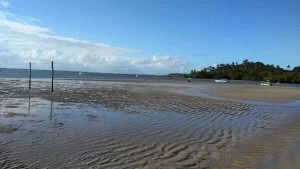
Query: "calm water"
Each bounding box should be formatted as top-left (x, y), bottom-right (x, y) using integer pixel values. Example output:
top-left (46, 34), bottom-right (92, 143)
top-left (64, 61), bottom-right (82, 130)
top-left (0, 68), bottom-right (299, 87)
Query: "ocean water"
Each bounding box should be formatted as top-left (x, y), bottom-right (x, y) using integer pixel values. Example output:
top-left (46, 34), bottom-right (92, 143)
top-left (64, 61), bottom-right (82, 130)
top-left (0, 68), bottom-right (215, 83)
top-left (0, 68), bottom-right (299, 87)
top-left (0, 68), bottom-right (167, 80)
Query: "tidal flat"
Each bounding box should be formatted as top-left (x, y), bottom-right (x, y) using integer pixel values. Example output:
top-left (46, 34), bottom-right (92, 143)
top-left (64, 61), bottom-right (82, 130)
top-left (0, 78), bottom-right (299, 169)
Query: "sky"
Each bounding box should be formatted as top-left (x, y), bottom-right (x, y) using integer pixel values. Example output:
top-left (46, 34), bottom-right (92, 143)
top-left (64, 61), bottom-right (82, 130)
top-left (0, 0), bottom-right (299, 74)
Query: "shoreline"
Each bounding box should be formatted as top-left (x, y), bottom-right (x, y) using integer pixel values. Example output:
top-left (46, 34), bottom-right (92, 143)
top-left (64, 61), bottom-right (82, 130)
top-left (1, 76), bottom-right (300, 85)
top-left (2, 77), bottom-right (300, 103)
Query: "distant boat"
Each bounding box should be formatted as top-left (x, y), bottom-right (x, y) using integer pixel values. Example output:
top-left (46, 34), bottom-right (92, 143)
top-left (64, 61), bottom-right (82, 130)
top-left (187, 78), bottom-right (192, 82)
top-left (260, 81), bottom-right (272, 86)
top-left (215, 79), bottom-right (228, 83)
top-left (136, 74), bottom-right (138, 77)
top-left (78, 72), bottom-right (82, 76)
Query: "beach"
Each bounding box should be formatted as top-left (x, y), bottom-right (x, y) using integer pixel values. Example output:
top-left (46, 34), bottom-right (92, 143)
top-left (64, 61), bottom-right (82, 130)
top-left (210, 86), bottom-right (300, 102)
top-left (0, 78), bottom-right (299, 168)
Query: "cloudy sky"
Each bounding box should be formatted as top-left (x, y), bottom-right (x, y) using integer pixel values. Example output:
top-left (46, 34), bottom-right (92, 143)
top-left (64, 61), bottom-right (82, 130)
top-left (0, 0), bottom-right (188, 74)
top-left (0, 0), bottom-right (299, 74)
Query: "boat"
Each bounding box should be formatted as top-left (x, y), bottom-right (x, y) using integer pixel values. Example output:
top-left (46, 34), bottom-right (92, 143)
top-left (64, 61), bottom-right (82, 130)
top-left (260, 80), bottom-right (272, 86)
top-left (215, 79), bottom-right (228, 83)
top-left (78, 72), bottom-right (82, 76)
top-left (136, 74), bottom-right (138, 78)
top-left (187, 78), bottom-right (192, 82)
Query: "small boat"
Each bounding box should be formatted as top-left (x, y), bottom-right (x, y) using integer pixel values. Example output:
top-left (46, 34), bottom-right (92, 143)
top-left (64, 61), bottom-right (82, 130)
top-left (187, 78), bottom-right (192, 82)
top-left (136, 74), bottom-right (138, 78)
top-left (260, 81), bottom-right (272, 86)
top-left (78, 72), bottom-right (82, 76)
top-left (215, 79), bottom-right (228, 83)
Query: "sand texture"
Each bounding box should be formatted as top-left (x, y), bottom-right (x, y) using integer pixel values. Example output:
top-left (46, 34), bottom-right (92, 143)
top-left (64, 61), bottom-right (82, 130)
top-left (0, 79), bottom-right (299, 169)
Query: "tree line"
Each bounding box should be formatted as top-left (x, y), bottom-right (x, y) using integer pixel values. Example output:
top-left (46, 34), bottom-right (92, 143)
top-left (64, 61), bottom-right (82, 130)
top-left (181, 60), bottom-right (300, 83)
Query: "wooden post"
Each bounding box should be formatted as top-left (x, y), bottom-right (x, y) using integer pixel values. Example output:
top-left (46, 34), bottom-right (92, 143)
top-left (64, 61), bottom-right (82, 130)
top-left (29, 62), bottom-right (31, 90)
top-left (51, 61), bottom-right (54, 92)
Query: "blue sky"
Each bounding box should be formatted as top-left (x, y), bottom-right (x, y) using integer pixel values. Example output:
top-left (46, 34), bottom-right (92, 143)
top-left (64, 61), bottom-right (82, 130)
top-left (0, 0), bottom-right (299, 74)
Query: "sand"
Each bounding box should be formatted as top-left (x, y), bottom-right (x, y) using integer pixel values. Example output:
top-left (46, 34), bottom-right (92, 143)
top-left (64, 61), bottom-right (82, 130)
top-left (0, 78), bottom-right (299, 169)
top-left (210, 86), bottom-right (300, 102)
top-left (209, 115), bottom-right (300, 169)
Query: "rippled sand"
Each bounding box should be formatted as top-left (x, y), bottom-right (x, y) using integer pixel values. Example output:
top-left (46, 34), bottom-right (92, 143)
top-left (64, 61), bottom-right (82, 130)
top-left (0, 79), bottom-right (299, 169)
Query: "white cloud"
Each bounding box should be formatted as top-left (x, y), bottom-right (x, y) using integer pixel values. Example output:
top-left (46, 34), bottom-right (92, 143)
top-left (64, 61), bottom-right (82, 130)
top-left (0, 7), bottom-right (188, 74)
top-left (0, 0), bottom-right (10, 9)
top-left (129, 55), bottom-right (186, 71)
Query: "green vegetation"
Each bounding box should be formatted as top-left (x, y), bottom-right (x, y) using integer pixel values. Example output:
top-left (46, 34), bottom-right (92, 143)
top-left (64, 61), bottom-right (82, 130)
top-left (182, 60), bottom-right (300, 83)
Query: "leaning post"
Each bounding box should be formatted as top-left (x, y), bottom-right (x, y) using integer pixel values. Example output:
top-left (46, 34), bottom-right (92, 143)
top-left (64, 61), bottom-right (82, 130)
top-left (51, 61), bottom-right (54, 92)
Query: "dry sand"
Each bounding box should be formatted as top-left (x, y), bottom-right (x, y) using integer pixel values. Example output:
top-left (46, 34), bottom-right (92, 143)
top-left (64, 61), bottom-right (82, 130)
top-left (0, 79), bottom-right (299, 169)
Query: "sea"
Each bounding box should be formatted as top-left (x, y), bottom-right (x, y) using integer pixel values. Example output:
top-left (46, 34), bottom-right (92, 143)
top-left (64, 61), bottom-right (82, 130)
top-left (0, 68), bottom-right (299, 87)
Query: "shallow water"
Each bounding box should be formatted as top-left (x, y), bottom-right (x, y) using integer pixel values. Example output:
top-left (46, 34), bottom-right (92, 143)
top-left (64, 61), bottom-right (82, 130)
top-left (0, 99), bottom-right (296, 168)
top-left (258, 142), bottom-right (300, 169)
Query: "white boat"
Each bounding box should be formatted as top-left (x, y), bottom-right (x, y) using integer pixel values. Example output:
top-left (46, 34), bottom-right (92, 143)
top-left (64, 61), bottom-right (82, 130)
top-left (215, 79), bottom-right (228, 83)
top-left (187, 78), bottom-right (192, 82)
top-left (260, 81), bottom-right (272, 86)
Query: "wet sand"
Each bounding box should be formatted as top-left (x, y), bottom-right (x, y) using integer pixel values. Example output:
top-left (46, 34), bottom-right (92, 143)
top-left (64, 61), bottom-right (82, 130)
top-left (259, 142), bottom-right (300, 169)
top-left (210, 86), bottom-right (300, 102)
top-left (209, 114), bottom-right (300, 169)
top-left (0, 78), bottom-right (299, 169)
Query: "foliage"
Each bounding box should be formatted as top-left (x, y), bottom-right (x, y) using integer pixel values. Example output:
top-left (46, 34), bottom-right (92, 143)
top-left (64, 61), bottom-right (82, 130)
top-left (182, 60), bottom-right (300, 83)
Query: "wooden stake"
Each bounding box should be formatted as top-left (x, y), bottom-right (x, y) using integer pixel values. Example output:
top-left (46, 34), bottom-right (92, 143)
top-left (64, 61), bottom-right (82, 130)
top-left (52, 61), bottom-right (54, 92)
top-left (29, 62), bottom-right (31, 90)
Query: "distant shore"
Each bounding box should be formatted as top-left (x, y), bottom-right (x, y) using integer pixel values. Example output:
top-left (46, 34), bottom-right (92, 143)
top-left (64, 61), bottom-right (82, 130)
top-left (1, 67), bottom-right (300, 85)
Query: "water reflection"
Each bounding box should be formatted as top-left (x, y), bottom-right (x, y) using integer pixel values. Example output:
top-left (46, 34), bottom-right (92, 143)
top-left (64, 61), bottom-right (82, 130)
top-left (27, 91), bottom-right (55, 121)
top-left (27, 91), bottom-right (31, 114)
top-left (50, 100), bottom-right (53, 120)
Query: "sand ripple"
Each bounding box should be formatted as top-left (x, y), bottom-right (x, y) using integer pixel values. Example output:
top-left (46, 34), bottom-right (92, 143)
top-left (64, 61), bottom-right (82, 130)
top-left (0, 79), bottom-right (298, 168)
